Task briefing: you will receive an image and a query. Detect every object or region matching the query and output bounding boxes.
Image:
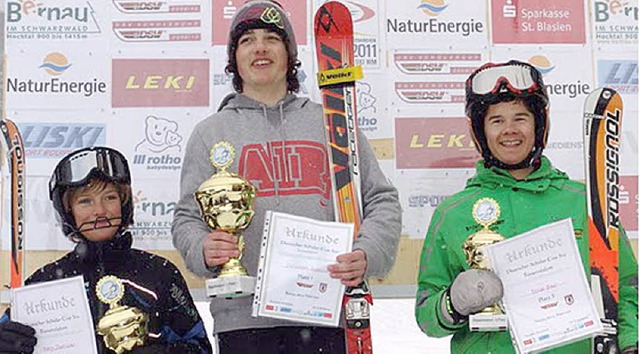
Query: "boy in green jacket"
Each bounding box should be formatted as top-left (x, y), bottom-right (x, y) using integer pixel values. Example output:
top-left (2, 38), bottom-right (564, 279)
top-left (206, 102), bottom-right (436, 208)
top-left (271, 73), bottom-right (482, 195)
top-left (415, 60), bottom-right (638, 354)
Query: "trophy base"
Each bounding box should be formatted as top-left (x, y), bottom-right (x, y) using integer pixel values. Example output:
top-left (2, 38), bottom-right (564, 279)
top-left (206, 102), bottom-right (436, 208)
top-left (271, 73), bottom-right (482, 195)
top-left (205, 275), bottom-right (256, 299)
top-left (469, 313), bottom-right (508, 332)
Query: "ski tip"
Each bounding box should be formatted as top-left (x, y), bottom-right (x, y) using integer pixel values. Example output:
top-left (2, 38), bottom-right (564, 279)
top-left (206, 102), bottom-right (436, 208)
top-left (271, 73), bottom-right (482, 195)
top-left (586, 87), bottom-right (620, 101)
top-left (583, 87), bottom-right (622, 117)
top-left (320, 1), bottom-right (350, 12)
top-left (314, 1), bottom-right (353, 34)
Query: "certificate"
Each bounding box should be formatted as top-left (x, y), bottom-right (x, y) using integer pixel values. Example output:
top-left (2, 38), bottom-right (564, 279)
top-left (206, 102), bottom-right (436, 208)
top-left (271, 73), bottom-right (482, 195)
top-left (252, 211), bottom-right (354, 326)
top-left (487, 219), bottom-right (602, 353)
top-left (11, 275), bottom-right (98, 354)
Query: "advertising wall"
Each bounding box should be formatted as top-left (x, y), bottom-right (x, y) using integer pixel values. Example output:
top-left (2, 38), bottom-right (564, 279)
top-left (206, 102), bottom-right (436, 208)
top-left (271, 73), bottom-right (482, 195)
top-left (0, 0), bottom-right (637, 296)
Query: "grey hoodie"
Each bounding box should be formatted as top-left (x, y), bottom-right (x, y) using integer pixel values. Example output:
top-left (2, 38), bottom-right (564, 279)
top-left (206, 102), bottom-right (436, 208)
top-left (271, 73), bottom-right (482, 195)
top-left (172, 93), bottom-right (401, 334)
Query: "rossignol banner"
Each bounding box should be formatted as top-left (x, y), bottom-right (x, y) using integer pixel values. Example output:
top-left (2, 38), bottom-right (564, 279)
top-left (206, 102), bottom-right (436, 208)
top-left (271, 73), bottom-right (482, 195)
top-left (0, 1), bottom-right (637, 291)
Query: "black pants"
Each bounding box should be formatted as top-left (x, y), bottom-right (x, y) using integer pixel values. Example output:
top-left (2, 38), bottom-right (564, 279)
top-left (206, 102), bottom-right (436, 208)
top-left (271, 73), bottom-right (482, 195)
top-left (217, 326), bottom-right (346, 354)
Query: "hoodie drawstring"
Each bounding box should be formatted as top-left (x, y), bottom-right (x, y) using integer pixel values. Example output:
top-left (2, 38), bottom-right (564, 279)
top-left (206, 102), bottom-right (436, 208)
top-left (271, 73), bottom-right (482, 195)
top-left (279, 101), bottom-right (288, 184)
top-left (261, 104), bottom-right (281, 205)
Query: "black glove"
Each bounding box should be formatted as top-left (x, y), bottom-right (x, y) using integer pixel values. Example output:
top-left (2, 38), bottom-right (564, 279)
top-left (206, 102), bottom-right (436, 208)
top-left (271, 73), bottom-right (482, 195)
top-left (441, 269), bottom-right (503, 324)
top-left (129, 344), bottom-right (169, 354)
top-left (0, 320), bottom-right (37, 353)
top-left (130, 342), bottom-right (203, 354)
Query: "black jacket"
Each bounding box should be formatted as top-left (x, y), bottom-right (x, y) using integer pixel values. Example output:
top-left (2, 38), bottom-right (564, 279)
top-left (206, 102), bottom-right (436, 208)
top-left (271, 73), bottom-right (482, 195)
top-left (24, 232), bottom-right (212, 353)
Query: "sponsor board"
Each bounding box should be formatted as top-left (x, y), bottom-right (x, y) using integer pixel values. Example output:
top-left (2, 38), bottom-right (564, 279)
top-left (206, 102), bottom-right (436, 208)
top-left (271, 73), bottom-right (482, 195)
top-left (597, 60), bottom-right (638, 95)
top-left (395, 169), bottom-right (470, 238)
top-left (112, 0), bottom-right (201, 14)
top-left (620, 175), bottom-right (638, 233)
top-left (210, 46), bottom-right (235, 107)
top-left (393, 53), bottom-right (482, 76)
top-left (6, 51), bottom-right (109, 109)
top-left (490, 0), bottom-right (586, 44)
top-left (212, 71), bottom-right (233, 88)
top-left (19, 122), bottom-right (106, 159)
top-left (528, 53), bottom-right (593, 100)
top-left (292, 48), bottom-right (320, 101)
top-left (544, 110), bottom-right (585, 179)
top-left (386, 0), bottom-right (487, 50)
top-left (350, 0), bottom-right (381, 69)
top-left (356, 73), bottom-right (390, 139)
top-left (211, 0), bottom-right (307, 45)
top-left (132, 115), bottom-right (184, 173)
top-left (131, 185), bottom-right (177, 250)
top-left (395, 117), bottom-right (479, 169)
top-left (113, 19), bottom-right (202, 42)
top-left (6, 0), bottom-right (105, 41)
top-left (112, 58), bottom-right (209, 107)
top-left (592, 0), bottom-right (638, 46)
top-left (394, 81), bottom-right (465, 104)
top-left (391, 51), bottom-right (486, 115)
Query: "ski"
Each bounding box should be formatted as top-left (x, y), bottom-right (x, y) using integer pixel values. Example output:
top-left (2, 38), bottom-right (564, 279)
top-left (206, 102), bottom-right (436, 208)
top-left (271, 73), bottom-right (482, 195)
top-left (583, 87), bottom-right (622, 354)
top-left (0, 119), bottom-right (26, 289)
top-left (314, 2), bottom-right (372, 353)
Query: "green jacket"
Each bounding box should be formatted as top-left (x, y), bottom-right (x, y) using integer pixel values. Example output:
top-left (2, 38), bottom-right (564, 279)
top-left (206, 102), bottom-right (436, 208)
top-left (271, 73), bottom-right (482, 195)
top-left (415, 157), bottom-right (638, 353)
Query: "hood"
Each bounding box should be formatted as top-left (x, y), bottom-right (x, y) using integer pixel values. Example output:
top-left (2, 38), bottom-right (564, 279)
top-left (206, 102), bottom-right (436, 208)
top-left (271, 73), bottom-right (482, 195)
top-left (216, 93), bottom-right (310, 129)
top-left (217, 92), bottom-right (308, 113)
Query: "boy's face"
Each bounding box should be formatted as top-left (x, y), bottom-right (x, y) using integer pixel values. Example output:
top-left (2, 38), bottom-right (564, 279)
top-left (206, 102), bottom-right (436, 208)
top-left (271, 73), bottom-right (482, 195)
top-left (483, 100), bottom-right (536, 167)
top-left (71, 182), bottom-right (122, 242)
top-left (235, 28), bottom-right (288, 95)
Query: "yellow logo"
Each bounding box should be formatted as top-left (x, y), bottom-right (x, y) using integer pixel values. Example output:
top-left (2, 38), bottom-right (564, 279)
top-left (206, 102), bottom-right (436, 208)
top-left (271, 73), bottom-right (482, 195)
top-left (261, 7), bottom-right (284, 29)
top-left (317, 66), bottom-right (364, 87)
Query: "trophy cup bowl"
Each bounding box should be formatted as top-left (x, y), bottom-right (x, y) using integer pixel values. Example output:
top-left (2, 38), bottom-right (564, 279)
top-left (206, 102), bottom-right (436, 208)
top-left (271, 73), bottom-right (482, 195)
top-left (462, 198), bottom-right (508, 332)
top-left (195, 169), bottom-right (257, 299)
top-left (97, 306), bottom-right (148, 354)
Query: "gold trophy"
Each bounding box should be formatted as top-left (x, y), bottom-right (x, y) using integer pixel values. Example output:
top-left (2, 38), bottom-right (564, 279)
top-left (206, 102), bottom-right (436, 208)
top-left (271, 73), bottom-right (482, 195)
top-left (95, 276), bottom-right (148, 353)
top-left (195, 141), bottom-right (257, 298)
top-left (462, 197), bottom-right (508, 332)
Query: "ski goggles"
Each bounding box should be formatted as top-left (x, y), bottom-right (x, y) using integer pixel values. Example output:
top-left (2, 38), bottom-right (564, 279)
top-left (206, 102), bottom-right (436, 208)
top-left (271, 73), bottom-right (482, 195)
top-left (49, 147), bottom-right (130, 196)
top-left (467, 62), bottom-right (543, 96)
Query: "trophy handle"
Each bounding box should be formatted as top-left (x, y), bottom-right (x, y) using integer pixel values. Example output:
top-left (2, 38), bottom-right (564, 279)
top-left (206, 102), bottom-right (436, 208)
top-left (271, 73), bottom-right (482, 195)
top-left (217, 233), bottom-right (249, 277)
top-left (236, 234), bottom-right (245, 261)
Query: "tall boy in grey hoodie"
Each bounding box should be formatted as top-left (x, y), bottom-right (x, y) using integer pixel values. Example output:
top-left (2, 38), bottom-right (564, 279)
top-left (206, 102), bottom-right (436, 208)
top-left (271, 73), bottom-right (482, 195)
top-left (172, 1), bottom-right (402, 352)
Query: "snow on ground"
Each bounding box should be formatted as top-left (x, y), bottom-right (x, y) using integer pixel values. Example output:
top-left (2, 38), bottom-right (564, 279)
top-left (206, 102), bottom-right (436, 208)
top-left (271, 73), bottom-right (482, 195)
top-left (196, 298), bottom-right (451, 353)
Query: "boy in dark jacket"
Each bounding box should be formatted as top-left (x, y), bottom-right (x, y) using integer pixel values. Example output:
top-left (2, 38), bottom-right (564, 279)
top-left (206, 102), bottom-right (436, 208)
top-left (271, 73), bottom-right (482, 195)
top-left (0, 146), bottom-right (212, 353)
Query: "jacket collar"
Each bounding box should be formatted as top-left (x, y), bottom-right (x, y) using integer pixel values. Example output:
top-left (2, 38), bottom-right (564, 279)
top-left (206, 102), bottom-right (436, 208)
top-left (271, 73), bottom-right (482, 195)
top-left (467, 156), bottom-right (568, 192)
top-left (73, 231), bottom-right (133, 264)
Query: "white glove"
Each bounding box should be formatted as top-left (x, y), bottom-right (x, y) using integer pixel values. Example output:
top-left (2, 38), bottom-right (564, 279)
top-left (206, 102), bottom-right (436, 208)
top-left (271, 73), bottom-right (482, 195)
top-left (440, 269), bottom-right (503, 324)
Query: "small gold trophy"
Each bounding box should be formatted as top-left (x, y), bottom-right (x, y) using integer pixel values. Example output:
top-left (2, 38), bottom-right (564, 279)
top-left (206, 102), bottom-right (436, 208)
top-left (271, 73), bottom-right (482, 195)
top-left (462, 197), bottom-right (508, 332)
top-left (195, 141), bottom-right (257, 298)
top-left (96, 276), bottom-right (148, 353)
